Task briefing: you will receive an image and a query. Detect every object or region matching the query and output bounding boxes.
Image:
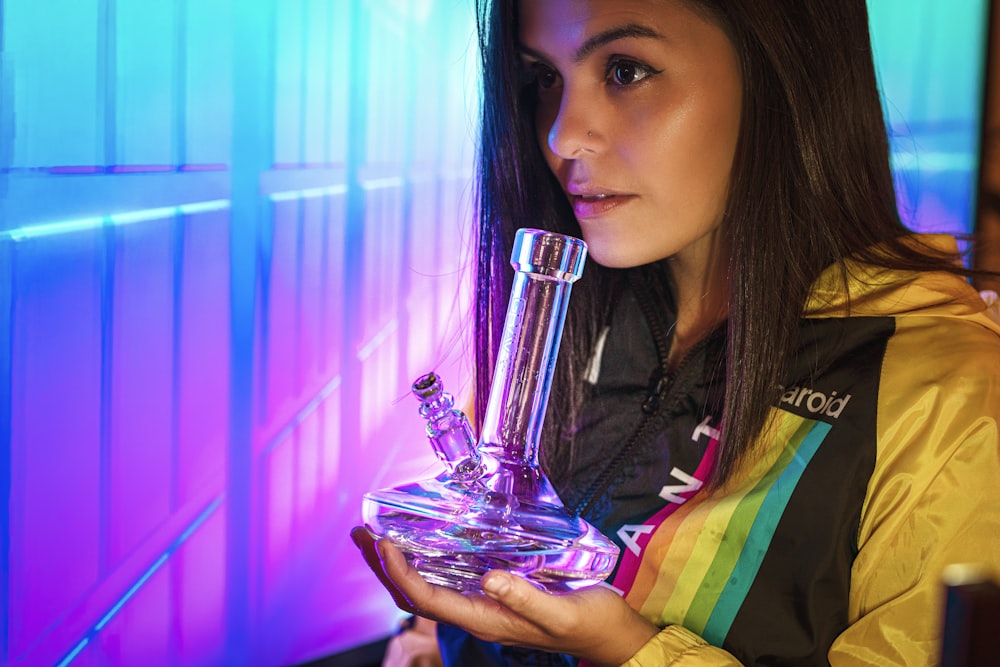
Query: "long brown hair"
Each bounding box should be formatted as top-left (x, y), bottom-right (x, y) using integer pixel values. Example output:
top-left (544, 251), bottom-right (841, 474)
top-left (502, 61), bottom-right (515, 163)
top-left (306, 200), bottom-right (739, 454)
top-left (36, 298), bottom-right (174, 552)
top-left (472, 0), bottom-right (983, 487)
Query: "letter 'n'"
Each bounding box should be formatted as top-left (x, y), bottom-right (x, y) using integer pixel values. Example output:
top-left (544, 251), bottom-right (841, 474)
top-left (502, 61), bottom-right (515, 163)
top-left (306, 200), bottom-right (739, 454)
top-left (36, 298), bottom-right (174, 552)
top-left (658, 467), bottom-right (703, 504)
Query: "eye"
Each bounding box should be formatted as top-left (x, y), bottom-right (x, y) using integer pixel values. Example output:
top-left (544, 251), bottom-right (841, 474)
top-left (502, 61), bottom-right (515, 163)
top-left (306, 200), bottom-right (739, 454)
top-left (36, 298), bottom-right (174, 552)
top-left (607, 59), bottom-right (658, 87)
top-left (523, 61), bottom-right (560, 91)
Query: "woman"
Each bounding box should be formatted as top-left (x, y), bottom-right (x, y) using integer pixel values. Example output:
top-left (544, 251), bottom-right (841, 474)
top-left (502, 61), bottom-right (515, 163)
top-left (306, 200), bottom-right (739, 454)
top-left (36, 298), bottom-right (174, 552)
top-left (353, 0), bottom-right (1000, 664)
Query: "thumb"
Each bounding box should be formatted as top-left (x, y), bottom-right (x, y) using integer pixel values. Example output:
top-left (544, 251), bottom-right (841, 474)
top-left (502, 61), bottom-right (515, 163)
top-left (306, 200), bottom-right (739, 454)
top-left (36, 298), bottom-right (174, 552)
top-left (481, 570), bottom-right (549, 619)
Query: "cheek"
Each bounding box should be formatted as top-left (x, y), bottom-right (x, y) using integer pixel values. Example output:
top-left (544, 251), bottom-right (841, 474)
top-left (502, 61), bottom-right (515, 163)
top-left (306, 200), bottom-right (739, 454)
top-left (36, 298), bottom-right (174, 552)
top-left (647, 102), bottom-right (736, 193)
top-left (534, 109), bottom-right (562, 173)
top-left (694, 108), bottom-right (740, 199)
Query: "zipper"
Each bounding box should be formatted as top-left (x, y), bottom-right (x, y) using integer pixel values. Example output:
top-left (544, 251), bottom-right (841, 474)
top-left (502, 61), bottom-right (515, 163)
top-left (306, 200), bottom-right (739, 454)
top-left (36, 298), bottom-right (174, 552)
top-left (573, 276), bottom-right (682, 518)
top-left (642, 372), bottom-right (671, 415)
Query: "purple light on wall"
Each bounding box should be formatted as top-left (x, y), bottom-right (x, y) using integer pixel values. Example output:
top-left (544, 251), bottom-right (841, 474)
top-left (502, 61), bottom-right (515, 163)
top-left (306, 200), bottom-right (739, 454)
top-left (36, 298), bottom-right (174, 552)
top-left (3, 1), bottom-right (480, 664)
top-left (108, 218), bottom-right (174, 571)
top-left (10, 231), bottom-right (104, 664)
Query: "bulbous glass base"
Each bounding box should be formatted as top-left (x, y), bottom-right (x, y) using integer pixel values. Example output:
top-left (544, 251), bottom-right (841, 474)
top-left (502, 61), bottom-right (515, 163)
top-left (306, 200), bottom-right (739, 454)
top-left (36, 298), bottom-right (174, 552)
top-left (362, 467), bottom-right (620, 592)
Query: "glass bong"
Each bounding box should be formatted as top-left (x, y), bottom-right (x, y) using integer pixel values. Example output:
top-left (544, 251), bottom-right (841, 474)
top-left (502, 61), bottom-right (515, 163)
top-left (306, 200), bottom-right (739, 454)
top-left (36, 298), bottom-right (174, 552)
top-left (362, 228), bottom-right (620, 592)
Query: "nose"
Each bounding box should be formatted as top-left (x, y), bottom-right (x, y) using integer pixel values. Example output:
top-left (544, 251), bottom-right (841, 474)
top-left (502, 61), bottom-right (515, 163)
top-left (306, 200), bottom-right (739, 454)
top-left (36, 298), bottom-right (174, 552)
top-left (545, 86), bottom-right (599, 159)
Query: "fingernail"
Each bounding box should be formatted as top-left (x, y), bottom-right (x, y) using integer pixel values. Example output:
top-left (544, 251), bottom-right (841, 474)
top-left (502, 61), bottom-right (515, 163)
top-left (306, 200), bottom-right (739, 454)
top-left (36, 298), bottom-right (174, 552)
top-left (483, 574), bottom-right (510, 596)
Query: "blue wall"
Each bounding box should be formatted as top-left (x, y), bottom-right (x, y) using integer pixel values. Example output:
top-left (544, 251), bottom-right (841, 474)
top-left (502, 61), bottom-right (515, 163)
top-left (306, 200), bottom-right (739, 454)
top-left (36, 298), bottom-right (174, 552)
top-left (0, 1), bottom-right (988, 666)
top-left (870, 0), bottom-right (989, 237)
top-left (1, 1), bottom-right (477, 665)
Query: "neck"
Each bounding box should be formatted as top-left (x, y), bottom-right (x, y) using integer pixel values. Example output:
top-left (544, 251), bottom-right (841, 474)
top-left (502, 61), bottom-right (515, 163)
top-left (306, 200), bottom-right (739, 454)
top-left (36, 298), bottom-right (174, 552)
top-left (666, 232), bottom-right (730, 369)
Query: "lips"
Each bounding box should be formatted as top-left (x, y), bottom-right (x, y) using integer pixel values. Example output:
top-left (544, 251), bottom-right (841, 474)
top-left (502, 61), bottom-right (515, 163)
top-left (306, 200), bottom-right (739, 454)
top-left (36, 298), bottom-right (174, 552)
top-left (569, 192), bottom-right (634, 219)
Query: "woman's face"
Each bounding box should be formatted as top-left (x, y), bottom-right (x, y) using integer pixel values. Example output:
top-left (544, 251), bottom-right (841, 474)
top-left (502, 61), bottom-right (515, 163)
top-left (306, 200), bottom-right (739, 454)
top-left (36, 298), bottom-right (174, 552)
top-left (519, 0), bottom-right (742, 269)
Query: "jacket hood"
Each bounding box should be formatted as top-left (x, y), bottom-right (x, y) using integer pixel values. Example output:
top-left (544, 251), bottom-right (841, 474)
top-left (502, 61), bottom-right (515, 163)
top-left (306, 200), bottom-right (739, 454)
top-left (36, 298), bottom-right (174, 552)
top-left (804, 234), bottom-right (1000, 335)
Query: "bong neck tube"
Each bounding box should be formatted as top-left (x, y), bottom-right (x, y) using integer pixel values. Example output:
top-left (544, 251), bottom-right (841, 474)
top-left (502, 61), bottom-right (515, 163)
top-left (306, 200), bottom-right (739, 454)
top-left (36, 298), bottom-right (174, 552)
top-left (478, 229), bottom-right (587, 466)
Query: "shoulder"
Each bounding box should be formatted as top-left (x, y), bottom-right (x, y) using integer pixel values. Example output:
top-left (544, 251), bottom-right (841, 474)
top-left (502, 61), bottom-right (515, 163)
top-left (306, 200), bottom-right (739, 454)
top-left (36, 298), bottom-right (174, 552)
top-left (878, 279), bottom-right (1000, 413)
top-left (858, 282), bottom-right (1000, 547)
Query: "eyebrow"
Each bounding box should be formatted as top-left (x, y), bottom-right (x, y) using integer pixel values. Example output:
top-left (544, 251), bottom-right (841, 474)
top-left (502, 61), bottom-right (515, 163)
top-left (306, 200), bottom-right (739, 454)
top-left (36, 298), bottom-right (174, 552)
top-left (519, 23), bottom-right (666, 64)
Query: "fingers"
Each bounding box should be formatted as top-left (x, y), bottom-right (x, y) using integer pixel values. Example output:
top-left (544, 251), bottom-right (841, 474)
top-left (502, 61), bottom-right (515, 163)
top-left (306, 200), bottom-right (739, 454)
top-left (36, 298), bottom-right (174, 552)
top-left (480, 570), bottom-right (570, 636)
top-left (479, 571), bottom-right (656, 664)
top-left (350, 527), bottom-right (469, 624)
top-left (377, 540), bottom-right (469, 624)
top-left (350, 526), bottom-right (417, 614)
top-left (375, 534), bottom-right (414, 581)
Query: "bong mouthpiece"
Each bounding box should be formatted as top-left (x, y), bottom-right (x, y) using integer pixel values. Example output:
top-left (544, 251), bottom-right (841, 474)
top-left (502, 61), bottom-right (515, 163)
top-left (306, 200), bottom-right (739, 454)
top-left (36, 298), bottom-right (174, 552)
top-left (510, 228), bottom-right (587, 282)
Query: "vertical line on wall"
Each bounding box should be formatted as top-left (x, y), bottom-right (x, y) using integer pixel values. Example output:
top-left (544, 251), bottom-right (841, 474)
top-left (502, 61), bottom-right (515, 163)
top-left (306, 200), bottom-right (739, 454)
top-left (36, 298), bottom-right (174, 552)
top-left (95, 0), bottom-right (118, 584)
top-left (97, 0), bottom-right (119, 577)
top-left (251, 5), bottom-right (279, 636)
top-left (0, 249), bottom-right (11, 666)
top-left (322, 0), bottom-right (334, 170)
top-left (908, 12), bottom-right (934, 147)
top-left (0, 3), bottom-right (12, 657)
top-left (318, 1), bottom-right (336, 380)
top-left (167, 0), bottom-right (190, 521)
top-left (293, 201), bottom-right (305, 413)
top-left (170, 210), bottom-right (185, 513)
top-left (293, 194), bottom-right (305, 541)
top-left (97, 0), bottom-right (117, 167)
top-left (340, 0), bottom-right (368, 504)
top-left (230, 0), bottom-right (277, 661)
top-left (167, 207), bottom-right (185, 664)
top-left (0, 0), bottom-right (9, 206)
top-left (291, 10), bottom-right (314, 542)
top-left (255, 201), bottom-right (272, 432)
top-left (298, 0), bottom-right (309, 168)
top-left (98, 220), bottom-right (116, 577)
top-left (289, 190), bottom-right (305, 546)
top-left (174, 0), bottom-right (188, 168)
top-left (318, 192), bottom-right (330, 370)
top-left (254, 0), bottom-right (283, 437)
top-left (396, 13), bottom-right (418, 384)
top-left (430, 5), bottom-right (451, 349)
top-left (0, 261), bottom-right (9, 666)
top-left (293, 0), bottom-right (309, 426)
top-left (315, 382), bottom-right (326, 512)
top-left (166, 0), bottom-right (191, 556)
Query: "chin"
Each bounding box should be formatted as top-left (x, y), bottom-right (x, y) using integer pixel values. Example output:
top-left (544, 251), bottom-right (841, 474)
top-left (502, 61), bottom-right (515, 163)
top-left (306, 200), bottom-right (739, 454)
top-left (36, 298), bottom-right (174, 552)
top-left (584, 243), bottom-right (664, 269)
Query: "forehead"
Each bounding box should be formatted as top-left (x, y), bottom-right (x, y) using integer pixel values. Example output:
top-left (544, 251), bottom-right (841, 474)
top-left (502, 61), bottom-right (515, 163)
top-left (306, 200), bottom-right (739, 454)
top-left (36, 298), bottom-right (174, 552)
top-left (517, 0), bottom-right (716, 54)
top-left (519, 0), bottom-right (653, 31)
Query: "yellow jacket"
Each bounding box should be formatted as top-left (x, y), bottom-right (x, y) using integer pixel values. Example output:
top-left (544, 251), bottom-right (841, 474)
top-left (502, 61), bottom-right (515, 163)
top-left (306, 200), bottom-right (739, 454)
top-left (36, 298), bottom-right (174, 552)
top-left (622, 237), bottom-right (1000, 665)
